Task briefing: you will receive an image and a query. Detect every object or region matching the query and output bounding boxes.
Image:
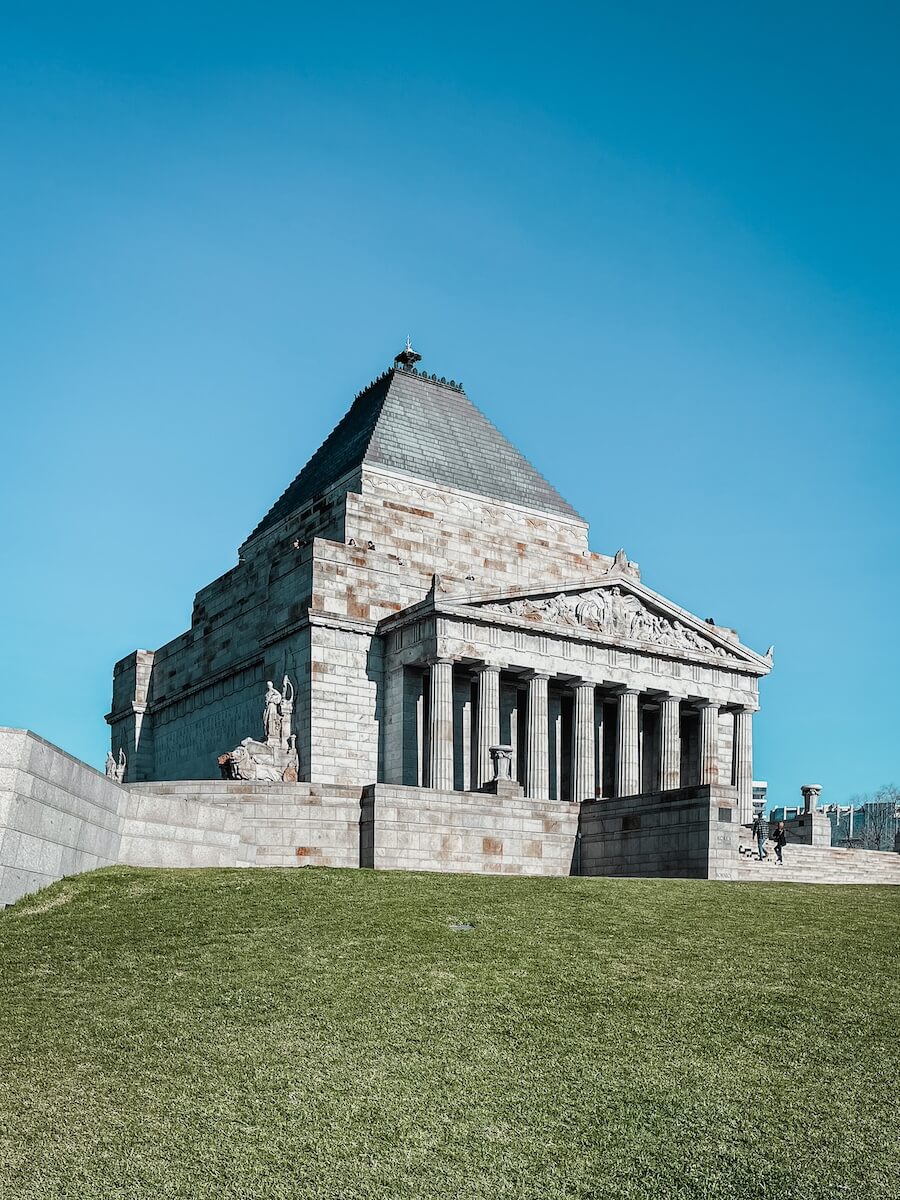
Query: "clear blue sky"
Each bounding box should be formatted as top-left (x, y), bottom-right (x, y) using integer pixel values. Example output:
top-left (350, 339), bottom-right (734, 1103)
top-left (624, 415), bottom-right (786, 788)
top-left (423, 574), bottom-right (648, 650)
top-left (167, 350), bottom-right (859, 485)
top-left (2, 2), bottom-right (898, 808)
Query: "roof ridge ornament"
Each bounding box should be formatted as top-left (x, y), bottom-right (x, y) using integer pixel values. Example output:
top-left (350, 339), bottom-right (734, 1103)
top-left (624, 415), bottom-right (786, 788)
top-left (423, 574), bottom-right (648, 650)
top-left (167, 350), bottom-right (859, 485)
top-left (394, 336), bottom-right (422, 369)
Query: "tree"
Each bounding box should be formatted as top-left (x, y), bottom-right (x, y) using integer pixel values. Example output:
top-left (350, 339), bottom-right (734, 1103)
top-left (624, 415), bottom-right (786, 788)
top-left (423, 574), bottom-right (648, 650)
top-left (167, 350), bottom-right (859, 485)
top-left (860, 784), bottom-right (900, 851)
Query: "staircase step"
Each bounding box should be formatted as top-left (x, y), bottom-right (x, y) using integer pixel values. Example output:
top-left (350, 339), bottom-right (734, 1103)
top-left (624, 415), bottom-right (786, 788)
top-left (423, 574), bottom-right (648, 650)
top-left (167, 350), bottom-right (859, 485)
top-left (734, 843), bottom-right (900, 885)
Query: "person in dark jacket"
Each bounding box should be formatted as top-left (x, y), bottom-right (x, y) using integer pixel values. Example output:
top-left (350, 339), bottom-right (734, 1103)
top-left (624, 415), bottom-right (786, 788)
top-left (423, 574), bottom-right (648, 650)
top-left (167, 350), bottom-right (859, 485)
top-left (752, 812), bottom-right (768, 860)
top-left (773, 820), bottom-right (787, 865)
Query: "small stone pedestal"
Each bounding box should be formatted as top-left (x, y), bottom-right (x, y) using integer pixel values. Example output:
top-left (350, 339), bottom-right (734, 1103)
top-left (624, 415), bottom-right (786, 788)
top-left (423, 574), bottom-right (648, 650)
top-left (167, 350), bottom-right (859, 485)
top-left (783, 812), bottom-right (832, 846)
top-left (481, 778), bottom-right (525, 799)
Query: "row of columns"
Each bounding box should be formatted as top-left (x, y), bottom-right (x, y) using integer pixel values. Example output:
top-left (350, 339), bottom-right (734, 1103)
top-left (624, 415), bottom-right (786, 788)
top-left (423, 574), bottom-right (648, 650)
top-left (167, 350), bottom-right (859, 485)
top-left (425, 659), bottom-right (754, 820)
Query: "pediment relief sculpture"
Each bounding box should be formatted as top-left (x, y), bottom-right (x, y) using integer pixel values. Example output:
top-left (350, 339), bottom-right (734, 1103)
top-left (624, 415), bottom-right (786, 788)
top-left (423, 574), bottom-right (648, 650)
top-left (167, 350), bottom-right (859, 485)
top-left (483, 586), bottom-right (730, 658)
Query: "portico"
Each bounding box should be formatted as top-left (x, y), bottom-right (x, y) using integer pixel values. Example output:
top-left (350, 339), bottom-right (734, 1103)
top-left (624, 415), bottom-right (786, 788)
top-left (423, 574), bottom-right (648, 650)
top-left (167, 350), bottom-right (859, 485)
top-left (380, 569), bottom-right (768, 821)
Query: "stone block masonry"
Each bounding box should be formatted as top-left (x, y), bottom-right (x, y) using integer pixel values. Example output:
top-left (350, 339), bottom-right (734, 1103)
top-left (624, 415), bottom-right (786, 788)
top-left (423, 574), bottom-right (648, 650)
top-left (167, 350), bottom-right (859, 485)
top-left (0, 731), bottom-right (366, 905)
top-left (3, 730), bottom-right (899, 906)
top-left (127, 781), bottom-right (362, 870)
top-left (361, 785), bottom-right (581, 876)
top-left (0, 729), bottom-right (123, 905)
top-left (579, 784), bottom-right (741, 880)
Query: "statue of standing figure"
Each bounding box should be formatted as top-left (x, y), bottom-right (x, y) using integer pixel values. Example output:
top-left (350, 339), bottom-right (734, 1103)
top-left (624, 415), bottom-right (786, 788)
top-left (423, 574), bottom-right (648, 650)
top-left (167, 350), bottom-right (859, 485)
top-left (263, 675), bottom-right (295, 748)
top-left (263, 680), bottom-right (283, 743)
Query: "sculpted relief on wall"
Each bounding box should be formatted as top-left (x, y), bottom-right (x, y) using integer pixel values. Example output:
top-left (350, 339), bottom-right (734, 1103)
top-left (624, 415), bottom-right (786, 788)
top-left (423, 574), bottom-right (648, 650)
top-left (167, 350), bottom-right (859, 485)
top-left (484, 586), bottom-right (730, 658)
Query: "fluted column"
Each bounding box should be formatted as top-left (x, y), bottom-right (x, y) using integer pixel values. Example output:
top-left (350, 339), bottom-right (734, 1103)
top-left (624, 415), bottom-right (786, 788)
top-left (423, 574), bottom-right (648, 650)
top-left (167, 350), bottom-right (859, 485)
top-left (732, 707), bottom-right (754, 823)
top-left (524, 672), bottom-right (550, 799)
top-left (659, 696), bottom-right (682, 791)
top-left (426, 658), bottom-right (454, 790)
top-left (571, 681), bottom-right (596, 802)
top-left (698, 700), bottom-right (720, 785)
top-left (615, 689), bottom-right (640, 797)
top-left (473, 664), bottom-right (501, 789)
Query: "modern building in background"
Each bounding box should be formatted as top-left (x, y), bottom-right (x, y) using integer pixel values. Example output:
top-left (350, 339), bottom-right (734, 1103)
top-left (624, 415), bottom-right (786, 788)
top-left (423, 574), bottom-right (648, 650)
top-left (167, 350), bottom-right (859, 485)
top-left (752, 781), bottom-right (767, 816)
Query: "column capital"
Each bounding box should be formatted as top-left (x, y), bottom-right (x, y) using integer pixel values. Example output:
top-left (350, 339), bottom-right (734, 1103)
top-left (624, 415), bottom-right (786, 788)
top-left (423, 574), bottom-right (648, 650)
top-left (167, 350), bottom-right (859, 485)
top-left (695, 698), bottom-right (720, 710)
top-left (522, 670), bottom-right (551, 682)
top-left (426, 655), bottom-right (455, 668)
top-left (571, 678), bottom-right (596, 691)
top-left (471, 662), bottom-right (502, 676)
top-left (612, 686), bottom-right (641, 697)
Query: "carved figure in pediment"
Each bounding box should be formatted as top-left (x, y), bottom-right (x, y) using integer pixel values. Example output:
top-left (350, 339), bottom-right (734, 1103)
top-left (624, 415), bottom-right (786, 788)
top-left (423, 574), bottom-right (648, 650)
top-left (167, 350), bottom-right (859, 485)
top-left (630, 604), bottom-right (655, 641)
top-left (542, 593), bottom-right (578, 625)
top-left (485, 583), bottom-right (731, 658)
top-left (615, 589), bottom-right (644, 638)
top-left (574, 589), bottom-right (608, 629)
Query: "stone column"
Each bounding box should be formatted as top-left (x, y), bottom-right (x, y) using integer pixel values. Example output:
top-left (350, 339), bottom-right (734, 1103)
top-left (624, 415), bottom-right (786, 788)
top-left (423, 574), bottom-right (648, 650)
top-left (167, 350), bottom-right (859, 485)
top-left (524, 672), bottom-right (550, 800)
top-left (473, 664), bottom-right (501, 790)
top-left (615, 689), bottom-right (640, 797)
top-left (698, 700), bottom-right (720, 785)
top-left (733, 708), bottom-right (754, 823)
top-left (426, 658), bottom-right (454, 791)
top-left (571, 680), bottom-right (596, 802)
top-left (659, 695), bottom-right (682, 791)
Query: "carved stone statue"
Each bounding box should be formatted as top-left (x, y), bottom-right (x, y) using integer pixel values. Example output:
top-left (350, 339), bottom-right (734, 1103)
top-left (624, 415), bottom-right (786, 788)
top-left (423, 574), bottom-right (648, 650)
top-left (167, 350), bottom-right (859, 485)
top-left (486, 585), bottom-right (729, 658)
top-left (219, 676), bottom-right (300, 782)
top-left (279, 675), bottom-right (294, 751)
top-left (106, 748), bottom-right (126, 783)
top-left (218, 739), bottom-right (283, 783)
top-left (801, 784), bottom-right (822, 814)
top-left (263, 681), bottom-right (284, 743)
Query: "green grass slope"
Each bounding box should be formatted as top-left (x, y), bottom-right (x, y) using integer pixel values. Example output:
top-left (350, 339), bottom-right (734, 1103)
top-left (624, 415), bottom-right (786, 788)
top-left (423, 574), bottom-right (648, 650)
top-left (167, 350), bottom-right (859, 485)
top-left (0, 868), bottom-right (897, 1200)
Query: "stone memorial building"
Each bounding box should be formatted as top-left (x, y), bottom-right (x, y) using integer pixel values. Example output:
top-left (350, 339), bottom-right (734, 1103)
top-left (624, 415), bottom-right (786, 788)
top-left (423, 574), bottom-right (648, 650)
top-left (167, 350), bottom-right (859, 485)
top-left (10, 342), bottom-right (831, 908)
top-left (108, 342), bottom-right (770, 815)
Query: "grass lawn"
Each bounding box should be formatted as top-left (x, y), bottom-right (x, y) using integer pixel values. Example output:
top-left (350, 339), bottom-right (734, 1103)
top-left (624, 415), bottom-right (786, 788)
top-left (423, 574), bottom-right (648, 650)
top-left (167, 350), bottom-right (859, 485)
top-left (0, 867), bottom-right (897, 1200)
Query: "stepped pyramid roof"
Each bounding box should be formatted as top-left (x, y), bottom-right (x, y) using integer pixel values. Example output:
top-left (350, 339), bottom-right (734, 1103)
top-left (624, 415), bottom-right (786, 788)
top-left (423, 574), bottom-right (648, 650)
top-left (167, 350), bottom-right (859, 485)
top-left (245, 356), bottom-right (584, 543)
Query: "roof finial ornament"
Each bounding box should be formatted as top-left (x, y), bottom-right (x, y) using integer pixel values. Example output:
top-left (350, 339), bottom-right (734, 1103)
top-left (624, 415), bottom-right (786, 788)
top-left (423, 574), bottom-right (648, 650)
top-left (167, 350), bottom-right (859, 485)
top-left (394, 336), bottom-right (422, 369)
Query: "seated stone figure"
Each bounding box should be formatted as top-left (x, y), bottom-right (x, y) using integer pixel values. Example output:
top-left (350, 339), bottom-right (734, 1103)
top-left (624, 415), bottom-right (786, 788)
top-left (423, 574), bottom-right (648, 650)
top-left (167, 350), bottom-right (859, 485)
top-left (218, 738), bottom-right (283, 783)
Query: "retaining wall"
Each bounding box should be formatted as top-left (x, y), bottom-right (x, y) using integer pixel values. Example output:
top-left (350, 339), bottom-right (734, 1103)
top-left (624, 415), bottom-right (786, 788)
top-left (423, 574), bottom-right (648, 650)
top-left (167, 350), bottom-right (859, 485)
top-left (361, 785), bottom-right (580, 875)
top-left (0, 729), bottom-right (125, 905)
top-left (579, 784), bottom-right (740, 880)
top-left (7, 728), bottom-right (895, 907)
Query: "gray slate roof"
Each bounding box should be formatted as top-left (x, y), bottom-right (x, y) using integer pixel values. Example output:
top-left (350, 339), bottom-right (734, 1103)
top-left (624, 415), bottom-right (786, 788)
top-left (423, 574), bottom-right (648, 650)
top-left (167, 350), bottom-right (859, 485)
top-left (246, 366), bottom-right (584, 542)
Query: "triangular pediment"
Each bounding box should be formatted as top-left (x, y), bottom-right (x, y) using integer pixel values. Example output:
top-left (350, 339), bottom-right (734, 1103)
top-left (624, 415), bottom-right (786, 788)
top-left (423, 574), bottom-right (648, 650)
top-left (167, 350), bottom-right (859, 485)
top-left (445, 573), bottom-right (771, 670)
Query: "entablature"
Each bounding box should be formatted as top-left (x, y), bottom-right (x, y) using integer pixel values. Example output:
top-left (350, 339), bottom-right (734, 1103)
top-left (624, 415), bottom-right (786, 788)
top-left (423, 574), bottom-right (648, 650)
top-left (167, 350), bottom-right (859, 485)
top-left (378, 568), bottom-right (772, 679)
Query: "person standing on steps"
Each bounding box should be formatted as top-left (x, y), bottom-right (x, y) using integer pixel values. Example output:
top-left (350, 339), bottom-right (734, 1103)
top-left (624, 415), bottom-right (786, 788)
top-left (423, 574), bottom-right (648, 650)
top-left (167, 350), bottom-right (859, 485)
top-left (752, 811), bottom-right (769, 860)
top-left (773, 820), bottom-right (787, 865)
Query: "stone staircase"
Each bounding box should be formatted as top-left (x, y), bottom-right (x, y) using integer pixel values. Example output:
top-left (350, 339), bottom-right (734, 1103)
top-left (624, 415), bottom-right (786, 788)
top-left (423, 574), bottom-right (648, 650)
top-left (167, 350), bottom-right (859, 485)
top-left (735, 840), bottom-right (900, 885)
